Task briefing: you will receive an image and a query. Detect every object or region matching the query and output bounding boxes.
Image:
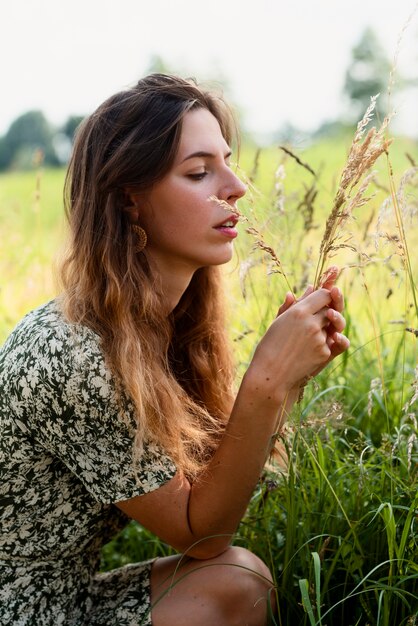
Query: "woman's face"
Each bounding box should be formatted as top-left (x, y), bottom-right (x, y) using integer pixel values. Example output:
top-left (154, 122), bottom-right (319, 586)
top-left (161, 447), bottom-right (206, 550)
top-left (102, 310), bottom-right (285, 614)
top-left (134, 107), bottom-right (247, 277)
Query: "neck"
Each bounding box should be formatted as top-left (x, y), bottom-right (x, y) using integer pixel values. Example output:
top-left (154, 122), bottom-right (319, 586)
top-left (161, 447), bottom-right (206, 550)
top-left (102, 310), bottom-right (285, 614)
top-left (145, 253), bottom-right (196, 314)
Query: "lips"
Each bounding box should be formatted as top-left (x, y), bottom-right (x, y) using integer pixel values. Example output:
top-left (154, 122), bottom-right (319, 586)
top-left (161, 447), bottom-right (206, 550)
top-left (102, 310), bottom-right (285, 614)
top-left (213, 214), bottom-right (239, 240)
top-left (214, 214), bottom-right (239, 229)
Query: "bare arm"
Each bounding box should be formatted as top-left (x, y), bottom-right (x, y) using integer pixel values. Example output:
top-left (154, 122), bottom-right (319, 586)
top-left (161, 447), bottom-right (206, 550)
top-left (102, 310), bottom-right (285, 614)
top-left (117, 287), bottom-right (349, 559)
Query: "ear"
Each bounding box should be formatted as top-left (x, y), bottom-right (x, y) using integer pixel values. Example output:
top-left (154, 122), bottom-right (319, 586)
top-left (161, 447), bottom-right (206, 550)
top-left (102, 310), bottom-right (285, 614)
top-left (122, 189), bottom-right (142, 223)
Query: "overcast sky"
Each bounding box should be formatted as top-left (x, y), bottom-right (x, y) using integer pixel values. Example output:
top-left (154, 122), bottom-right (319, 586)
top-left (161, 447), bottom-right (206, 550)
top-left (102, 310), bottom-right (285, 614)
top-left (1, 0), bottom-right (417, 141)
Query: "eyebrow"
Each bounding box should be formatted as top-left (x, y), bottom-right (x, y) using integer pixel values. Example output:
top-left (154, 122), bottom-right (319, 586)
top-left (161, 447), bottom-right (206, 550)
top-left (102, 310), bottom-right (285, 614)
top-left (180, 150), bottom-right (232, 164)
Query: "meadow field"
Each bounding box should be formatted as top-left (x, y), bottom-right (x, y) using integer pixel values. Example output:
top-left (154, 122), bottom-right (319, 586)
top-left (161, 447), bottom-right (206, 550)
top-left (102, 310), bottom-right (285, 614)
top-left (0, 124), bottom-right (417, 624)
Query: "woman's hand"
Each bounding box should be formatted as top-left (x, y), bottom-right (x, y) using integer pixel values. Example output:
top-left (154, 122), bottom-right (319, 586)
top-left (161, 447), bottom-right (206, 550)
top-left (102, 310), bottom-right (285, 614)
top-left (247, 288), bottom-right (335, 397)
top-left (247, 267), bottom-right (349, 398)
top-left (275, 266), bottom-right (349, 379)
top-left (316, 267), bottom-right (349, 372)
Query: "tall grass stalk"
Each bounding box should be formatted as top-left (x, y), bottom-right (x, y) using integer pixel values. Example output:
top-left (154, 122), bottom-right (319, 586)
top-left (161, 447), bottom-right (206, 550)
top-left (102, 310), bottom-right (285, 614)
top-left (313, 95), bottom-right (391, 289)
top-left (386, 156), bottom-right (418, 322)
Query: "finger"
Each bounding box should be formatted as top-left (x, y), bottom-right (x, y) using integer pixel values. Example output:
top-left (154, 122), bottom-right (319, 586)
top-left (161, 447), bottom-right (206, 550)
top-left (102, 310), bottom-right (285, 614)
top-left (326, 308), bottom-right (346, 332)
top-left (315, 309), bottom-right (333, 330)
top-left (299, 288), bottom-right (333, 314)
top-left (299, 284), bottom-right (314, 300)
top-left (329, 332), bottom-right (350, 357)
top-left (276, 292), bottom-right (296, 316)
top-left (311, 332), bottom-right (350, 376)
top-left (319, 266), bottom-right (340, 290)
top-left (329, 286), bottom-right (344, 313)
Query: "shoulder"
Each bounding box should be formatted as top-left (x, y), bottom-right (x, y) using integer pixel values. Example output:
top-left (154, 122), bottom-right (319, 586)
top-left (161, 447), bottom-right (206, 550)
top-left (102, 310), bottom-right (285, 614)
top-left (1, 299), bottom-right (101, 362)
top-left (0, 300), bottom-right (110, 403)
top-left (0, 299), bottom-right (131, 430)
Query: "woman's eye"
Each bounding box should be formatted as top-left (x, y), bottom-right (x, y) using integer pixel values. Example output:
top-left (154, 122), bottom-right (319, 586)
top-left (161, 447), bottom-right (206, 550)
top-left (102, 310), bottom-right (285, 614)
top-left (188, 172), bottom-right (207, 181)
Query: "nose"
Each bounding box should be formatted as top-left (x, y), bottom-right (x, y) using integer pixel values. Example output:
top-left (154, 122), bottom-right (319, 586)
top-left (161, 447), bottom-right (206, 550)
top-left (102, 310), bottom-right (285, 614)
top-left (222, 169), bottom-right (247, 203)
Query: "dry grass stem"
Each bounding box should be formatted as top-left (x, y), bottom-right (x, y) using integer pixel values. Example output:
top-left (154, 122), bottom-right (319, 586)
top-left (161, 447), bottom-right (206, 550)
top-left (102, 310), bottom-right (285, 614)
top-left (405, 327), bottom-right (418, 337)
top-left (239, 258), bottom-right (256, 300)
top-left (368, 377), bottom-right (382, 416)
top-left (385, 158), bottom-right (418, 320)
top-left (296, 182), bottom-right (318, 232)
top-left (208, 194), bottom-right (248, 222)
top-left (249, 148), bottom-right (261, 183)
top-left (279, 145), bottom-right (317, 177)
top-left (245, 225), bottom-right (294, 292)
top-left (377, 167), bottom-right (418, 237)
top-left (405, 152), bottom-right (416, 167)
top-left (273, 164), bottom-right (286, 213)
top-left (314, 95), bottom-right (392, 288)
top-left (387, 5), bottom-right (418, 110)
top-left (210, 192), bottom-right (294, 295)
top-left (403, 365), bottom-right (418, 413)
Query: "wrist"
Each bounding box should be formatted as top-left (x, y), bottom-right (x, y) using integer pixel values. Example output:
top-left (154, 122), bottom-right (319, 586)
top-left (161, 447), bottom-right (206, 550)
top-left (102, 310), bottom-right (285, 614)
top-left (241, 364), bottom-right (291, 407)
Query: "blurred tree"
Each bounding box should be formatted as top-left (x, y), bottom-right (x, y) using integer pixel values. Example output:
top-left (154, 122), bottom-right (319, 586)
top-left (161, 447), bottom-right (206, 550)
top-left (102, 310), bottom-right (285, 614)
top-left (145, 54), bottom-right (174, 75)
top-left (272, 121), bottom-right (308, 145)
top-left (52, 114), bottom-right (86, 164)
top-left (61, 115), bottom-right (84, 142)
top-left (2, 110), bottom-right (58, 169)
top-left (313, 119), bottom-right (352, 139)
top-left (0, 136), bottom-right (11, 170)
top-left (343, 27), bottom-right (392, 122)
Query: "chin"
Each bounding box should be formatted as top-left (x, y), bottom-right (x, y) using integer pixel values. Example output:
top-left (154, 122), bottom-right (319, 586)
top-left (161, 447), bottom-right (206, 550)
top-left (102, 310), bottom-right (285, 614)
top-left (211, 243), bottom-right (235, 266)
top-left (206, 252), bottom-right (234, 267)
top-left (188, 244), bottom-right (235, 270)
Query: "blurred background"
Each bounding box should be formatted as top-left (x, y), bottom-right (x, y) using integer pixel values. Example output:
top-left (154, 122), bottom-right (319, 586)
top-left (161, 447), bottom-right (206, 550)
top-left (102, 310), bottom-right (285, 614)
top-left (0, 0), bottom-right (417, 170)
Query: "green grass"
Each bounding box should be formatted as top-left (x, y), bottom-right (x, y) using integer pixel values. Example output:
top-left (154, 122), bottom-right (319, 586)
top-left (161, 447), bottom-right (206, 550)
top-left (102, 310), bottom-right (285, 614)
top-left (1, 130), bottom-right (417, 624)
top-left (0, 168), bottom-right (66, 339)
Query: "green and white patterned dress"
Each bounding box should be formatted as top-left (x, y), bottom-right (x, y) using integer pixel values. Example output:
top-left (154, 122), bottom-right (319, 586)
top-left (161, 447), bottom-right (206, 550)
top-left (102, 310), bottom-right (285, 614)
top-left (0, 300), bottom-right (177, 625)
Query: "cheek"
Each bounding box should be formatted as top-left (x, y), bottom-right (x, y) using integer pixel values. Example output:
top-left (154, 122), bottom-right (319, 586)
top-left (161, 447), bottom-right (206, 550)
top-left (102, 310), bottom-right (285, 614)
top-left (156, 191), bottom-right (205, 232)
top-left (139, 180), bottom-right (210, 239)
top-left (139, 202), bottom-right (190, 245)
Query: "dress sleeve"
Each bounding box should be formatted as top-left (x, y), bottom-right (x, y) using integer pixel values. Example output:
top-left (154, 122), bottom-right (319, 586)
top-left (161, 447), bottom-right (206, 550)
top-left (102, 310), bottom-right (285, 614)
top-left (3, 306), bottom-right (177, 504)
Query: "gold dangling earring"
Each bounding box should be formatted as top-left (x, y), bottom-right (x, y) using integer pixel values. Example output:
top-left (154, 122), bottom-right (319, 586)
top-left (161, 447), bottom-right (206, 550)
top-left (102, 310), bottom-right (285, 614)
top-left (132, 224), bottom-right (147, 253)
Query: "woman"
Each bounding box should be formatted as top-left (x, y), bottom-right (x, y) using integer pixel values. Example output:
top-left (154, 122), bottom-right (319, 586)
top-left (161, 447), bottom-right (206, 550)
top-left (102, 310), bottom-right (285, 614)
top-left (0, 74), bottom-right (349, 625)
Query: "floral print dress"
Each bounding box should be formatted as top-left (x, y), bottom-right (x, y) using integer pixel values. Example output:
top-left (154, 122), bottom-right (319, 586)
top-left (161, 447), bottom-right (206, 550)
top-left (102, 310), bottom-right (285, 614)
top-left (0, 301), bottom-right (177, 625)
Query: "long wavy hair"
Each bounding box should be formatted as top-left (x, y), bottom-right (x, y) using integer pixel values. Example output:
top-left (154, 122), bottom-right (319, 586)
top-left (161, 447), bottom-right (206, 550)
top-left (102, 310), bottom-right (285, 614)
top-left (60, 74), bottom-right (237, 478)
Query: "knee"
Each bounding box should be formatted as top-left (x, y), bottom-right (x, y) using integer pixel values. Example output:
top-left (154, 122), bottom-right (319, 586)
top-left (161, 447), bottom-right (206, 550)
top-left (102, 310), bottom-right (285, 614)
top-left (151, 547), bottom-right (276, 626)
top-left (220, 546), bottom-right (273, 588)
top-left (212, 547), bottom-right (276, 625)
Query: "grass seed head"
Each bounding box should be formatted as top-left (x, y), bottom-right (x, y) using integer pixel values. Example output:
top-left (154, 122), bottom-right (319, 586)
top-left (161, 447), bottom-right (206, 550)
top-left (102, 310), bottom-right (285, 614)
top-left (315, 95), bottom-right (392, 287)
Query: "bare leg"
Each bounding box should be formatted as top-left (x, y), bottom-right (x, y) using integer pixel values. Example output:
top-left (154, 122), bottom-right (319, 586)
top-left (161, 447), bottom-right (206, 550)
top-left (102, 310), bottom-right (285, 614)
top-left (150, 546), bottom-right (276, 626)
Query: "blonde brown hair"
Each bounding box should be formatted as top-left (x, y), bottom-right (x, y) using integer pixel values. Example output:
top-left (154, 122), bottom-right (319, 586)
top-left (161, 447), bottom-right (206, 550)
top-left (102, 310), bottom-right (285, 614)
top-left (60, 74), bottom-right (237, 478)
